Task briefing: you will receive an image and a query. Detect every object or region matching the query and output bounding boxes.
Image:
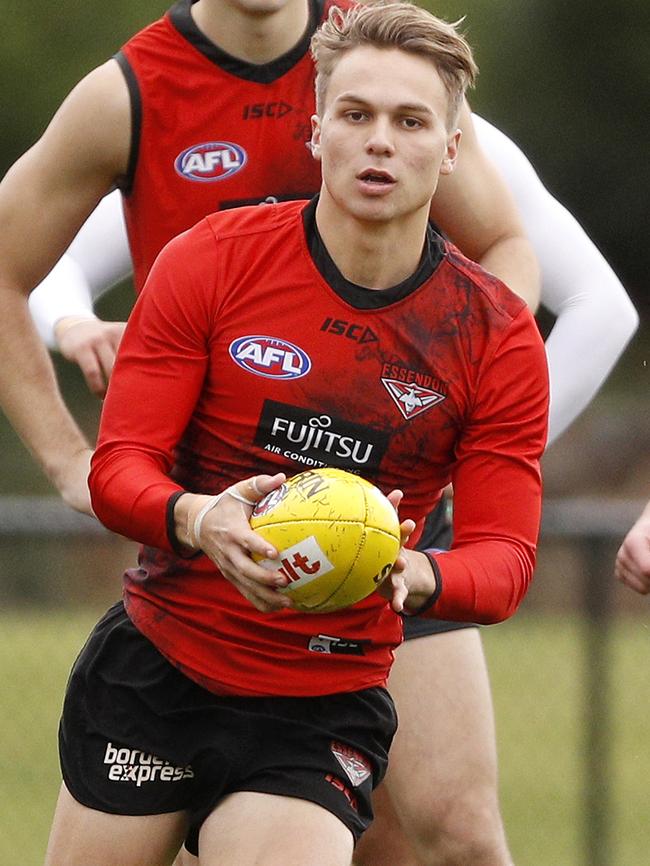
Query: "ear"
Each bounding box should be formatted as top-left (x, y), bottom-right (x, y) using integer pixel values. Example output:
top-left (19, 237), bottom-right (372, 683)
top-left (310, 114), bottom-right (322, 161)
top-left (440, 128), bottom-right (461, 175)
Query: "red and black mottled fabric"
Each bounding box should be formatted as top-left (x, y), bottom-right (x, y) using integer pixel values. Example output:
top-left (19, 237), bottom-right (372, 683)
top-left (118, 0), bottom-right (352, 290)
top-left (89, 199), bottom-right (548, 698)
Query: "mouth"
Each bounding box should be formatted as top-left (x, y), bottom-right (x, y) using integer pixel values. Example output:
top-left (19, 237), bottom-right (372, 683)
top-left (357, 169), bottom-right (396, 186)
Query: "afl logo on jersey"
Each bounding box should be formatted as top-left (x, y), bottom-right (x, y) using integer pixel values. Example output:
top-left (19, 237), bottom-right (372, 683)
top-left (174, 141), bottom-right (247, 182)
top-left (229, 336), bottom-right (311, 380)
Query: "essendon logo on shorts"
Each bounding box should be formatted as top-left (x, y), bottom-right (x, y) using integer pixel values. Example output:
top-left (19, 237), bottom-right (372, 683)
top-left (325, 774), bottom-right (358, 811)
top-left (330, 741), bottom-right (372, 786)
top-left (103, 742), bottom-right (194, 787)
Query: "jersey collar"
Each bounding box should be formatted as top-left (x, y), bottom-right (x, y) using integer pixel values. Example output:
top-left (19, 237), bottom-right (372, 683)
top-left (168, 0), bottom-right (323, 83)
top-left (302, 197), bottom-right (446, 310)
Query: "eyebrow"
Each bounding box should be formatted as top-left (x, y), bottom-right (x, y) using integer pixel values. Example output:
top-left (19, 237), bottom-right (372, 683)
top-left (335, 93), bottom-right (434, 116)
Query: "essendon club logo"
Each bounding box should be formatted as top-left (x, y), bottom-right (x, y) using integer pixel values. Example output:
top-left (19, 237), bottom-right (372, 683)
top-left (330, 741), bottom-right (372, 787)
top-left (382, 378), bottom-right (446, 419)
top-left (174, 141), bottom-right (247, 182)
top-left (380, 363), bottom-right (447, 420)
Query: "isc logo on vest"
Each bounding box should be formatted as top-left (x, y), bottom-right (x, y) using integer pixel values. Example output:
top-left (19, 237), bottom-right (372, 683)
top-left (175, 141), bottom-right (247, 182)
top-left (229, 336), bottom-right (312, 380)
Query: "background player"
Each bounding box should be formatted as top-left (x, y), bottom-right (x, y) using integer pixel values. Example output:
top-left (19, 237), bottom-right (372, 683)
top-left (44, 5), bottom-right (548, 864)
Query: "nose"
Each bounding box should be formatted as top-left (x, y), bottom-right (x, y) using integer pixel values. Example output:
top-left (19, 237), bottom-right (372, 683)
top-left (365, 118), bottom-right (395, 157)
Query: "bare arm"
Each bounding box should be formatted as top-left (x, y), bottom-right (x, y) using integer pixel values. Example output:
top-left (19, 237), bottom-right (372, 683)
top-left (0, 60), bottom-right (131, 512)
top-left (430, 101), bottom-right (541, 311)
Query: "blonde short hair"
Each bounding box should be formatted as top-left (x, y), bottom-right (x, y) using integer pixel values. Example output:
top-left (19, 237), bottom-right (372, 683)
top-left (311, 1), bottom-right (478, 127)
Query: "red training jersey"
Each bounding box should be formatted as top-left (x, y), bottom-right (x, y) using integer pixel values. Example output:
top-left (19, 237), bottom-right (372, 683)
top-left (89, 201), bottom-right (549, 698)
top-left (118, 0), bottom-right (351, 290)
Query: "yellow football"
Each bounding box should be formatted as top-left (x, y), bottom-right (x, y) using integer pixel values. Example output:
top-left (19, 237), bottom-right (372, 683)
top-left (250, 467), bottom-right (401, 613)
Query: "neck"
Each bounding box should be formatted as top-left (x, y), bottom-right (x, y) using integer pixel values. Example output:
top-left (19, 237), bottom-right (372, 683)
top-left (192, 0), bottom-right (311, 64)
top-left (314, 193), bottom-right (431, 290)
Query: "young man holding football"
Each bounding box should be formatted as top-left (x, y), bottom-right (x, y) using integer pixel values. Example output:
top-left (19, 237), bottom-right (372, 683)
top-left (39, 4), bottom-right (548, 864)
top-left (0, 5), bottom-right (544, 862)
top-left (1, 2), bottom-right (636, 865)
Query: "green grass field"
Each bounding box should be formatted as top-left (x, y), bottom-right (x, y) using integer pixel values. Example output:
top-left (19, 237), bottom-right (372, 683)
top-left (1, 609), bottom-right (648, 865)
top-left (486, 615), bottom-right (650, 866)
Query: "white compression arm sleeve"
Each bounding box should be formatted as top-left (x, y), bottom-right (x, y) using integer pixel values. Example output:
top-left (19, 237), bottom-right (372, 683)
top-left (28, 190), bottom-right (132, 348)
top-left (472, 114), bottom-right (638, 446)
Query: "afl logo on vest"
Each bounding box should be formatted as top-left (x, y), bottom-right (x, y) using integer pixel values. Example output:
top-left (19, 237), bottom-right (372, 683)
top-left (229, 336), bottom-right (312, 380)
top-left (174, 141), bottom-right (247, 182)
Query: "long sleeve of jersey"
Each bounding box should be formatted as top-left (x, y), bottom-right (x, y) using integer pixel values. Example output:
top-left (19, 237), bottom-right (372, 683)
top-left (422, 305), bottom-right (549, 624)
top-left (89, 224), bottom-right (216, 543)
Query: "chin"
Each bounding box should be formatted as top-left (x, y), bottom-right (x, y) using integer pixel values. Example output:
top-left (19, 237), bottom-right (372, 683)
top-left (343, 194), bottom-right (396, 222)
top-left (233, 0), bottom-right (294, 13)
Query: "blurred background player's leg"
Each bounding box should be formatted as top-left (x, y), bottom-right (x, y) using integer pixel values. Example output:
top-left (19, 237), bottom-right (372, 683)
top-left (355, 628), bottom-right (512, 866)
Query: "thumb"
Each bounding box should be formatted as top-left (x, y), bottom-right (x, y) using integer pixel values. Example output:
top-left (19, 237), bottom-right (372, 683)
top-left (235, 472), bottom-right (287, 505)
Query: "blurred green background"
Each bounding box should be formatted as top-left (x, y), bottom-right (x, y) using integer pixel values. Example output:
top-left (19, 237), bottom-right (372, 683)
top-left (1, 1), bottom-right (648, 864)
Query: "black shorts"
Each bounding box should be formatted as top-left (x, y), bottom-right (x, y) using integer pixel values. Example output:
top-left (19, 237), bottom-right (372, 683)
top-left (404, 498), bottom-right (477, 640)
top-left (59, 602), bottom-right (397, 855)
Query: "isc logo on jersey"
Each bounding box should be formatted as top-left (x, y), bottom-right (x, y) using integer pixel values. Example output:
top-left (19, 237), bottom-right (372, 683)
top-left (175, 141), bottom-right (247, 182)
top-left (230, 336), bottom-right (311, 380)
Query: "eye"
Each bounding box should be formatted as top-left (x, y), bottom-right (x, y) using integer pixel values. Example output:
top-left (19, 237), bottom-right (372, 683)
top-left (345, 110), bottom-right (368, 123)
top-left (400, 116), bottom-right (424, 130)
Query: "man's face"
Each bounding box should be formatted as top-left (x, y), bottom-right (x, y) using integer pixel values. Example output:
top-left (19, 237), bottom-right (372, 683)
top-left (311, 45), bottom-right (460, 225)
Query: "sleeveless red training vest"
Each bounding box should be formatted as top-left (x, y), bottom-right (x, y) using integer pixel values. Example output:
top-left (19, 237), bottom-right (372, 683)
top-left (119, 0), bottom-right (353, 290)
